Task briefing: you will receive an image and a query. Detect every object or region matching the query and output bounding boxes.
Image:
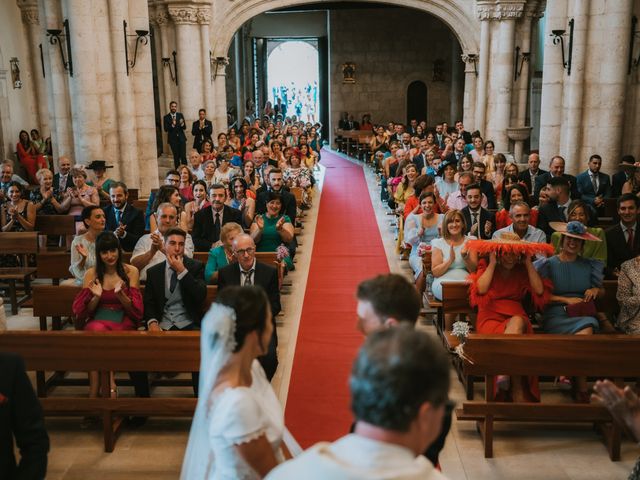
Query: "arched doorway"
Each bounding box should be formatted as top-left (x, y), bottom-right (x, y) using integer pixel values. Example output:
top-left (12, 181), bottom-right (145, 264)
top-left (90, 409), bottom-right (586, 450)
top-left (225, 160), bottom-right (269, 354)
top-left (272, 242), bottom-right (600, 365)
top-left (406, 81), bottom-right (427, 125)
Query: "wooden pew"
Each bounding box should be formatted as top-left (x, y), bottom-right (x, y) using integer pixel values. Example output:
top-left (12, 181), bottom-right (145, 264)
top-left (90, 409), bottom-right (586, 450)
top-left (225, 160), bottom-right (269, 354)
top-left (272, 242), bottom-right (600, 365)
top-left (0, 231), bottom-right (38, 314)
top-left (456, 334), bottom-right (640, 460)
top-left (35, 215), bottom-right (75, 250)
top-left (0, 330), bottom-right (199, 452)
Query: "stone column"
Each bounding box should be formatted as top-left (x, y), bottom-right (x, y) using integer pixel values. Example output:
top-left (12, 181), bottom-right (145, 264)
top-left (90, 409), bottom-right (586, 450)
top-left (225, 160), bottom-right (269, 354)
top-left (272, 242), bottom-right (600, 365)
top-left (234, 31), bottom-right (245, 127)
top-left (539, 0), bottom-right (569, 164)
top-left (212, 59), bottom-right (229, 135)
top-left (559, 0), bottom-right (590, 174)
top-left (197, 7), bottom-right (215, 129)
top-left (19, 1), bottom-right (49, 137)
top-left (474, 18), bottom-right (490, 134)
top-left (450, 40), bottom-right (463, 124)
top-left (149, 7), bottom-right (172, 155)
top-left (168, 5), bottom-right (203, 147)
top-left (514, 2), bottom-right (540, 127)
top-left (462, 54), bottom-right (477, 128)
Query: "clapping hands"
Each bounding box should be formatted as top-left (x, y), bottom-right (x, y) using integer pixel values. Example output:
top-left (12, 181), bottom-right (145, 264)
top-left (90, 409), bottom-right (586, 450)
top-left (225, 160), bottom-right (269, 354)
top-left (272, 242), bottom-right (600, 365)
top-left (76, 243), bottom-right (89, 259)
top-left (89, 278), bottom-right (103, 298)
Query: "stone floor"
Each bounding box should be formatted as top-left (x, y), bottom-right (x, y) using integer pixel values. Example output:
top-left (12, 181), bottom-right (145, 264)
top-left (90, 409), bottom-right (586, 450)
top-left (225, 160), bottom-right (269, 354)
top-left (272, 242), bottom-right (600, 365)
top-left (4, 151), bottom-right (637, 479)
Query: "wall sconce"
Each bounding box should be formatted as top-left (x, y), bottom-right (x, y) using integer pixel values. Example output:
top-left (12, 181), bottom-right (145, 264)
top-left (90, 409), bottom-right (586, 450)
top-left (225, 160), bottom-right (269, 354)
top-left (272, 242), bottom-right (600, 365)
top-left (123, 20), bottom-right (151, 76)
top-left (46, 19), bottom-right (73, 77)
top-left (161, 51), bottom-right (178, 85)
top-left (513, 46), bottom-right (530, 81)
top-left (550, 18), bottom-right (574, 75)
top-left (212, 55), bottom-right (229, 80)
top-left (39, 44), bottom-right (45, 78)
top-left (628, 16), bottom-right (640, 74)
top-left (464, 53), bottom-right (478, 76)
top-left (9, 57), bottom-right (22, 89)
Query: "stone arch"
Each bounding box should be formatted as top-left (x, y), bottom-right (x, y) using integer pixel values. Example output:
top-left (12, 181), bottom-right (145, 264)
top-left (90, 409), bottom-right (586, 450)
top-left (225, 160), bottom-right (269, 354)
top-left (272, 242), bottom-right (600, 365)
top-left (212, 0), bottom-right (479, 58)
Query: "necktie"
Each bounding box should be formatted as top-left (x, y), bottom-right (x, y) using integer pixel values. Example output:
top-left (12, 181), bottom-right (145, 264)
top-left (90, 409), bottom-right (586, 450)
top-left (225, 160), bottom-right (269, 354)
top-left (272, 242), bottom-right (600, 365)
top-left (115, 209), bottom-right (122, 225)
top-left (627, 228), bottom-right (635, 250)
top-left (591, 174), bottom-right (598, 193)
top-left (242, 269), bottom-right (254, 286)
top-left (559, 206), bottom-right (566, 221)
top-left (213, 212), bottom-right (221, 240)
top-left (472, 212), bottom-right (479, 228)
top-left (170, 269), bottom-right (178, 293)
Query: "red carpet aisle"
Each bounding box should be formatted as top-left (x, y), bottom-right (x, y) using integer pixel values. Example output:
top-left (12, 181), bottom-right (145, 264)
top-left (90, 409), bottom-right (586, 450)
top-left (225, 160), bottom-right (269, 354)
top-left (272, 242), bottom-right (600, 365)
top-left (284, 149), bottom-right (390, 447)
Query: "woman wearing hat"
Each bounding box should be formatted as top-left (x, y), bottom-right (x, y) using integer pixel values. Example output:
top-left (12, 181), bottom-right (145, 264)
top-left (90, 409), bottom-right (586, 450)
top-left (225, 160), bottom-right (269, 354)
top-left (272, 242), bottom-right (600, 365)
top-left (550, 200), bottom-right (607, 263)
top-left (467, 234), bottom-right (554, 401)
top-left (535, 221), bottom-right (605, 402)
top-left (86, 160), bottom-right (114, 207)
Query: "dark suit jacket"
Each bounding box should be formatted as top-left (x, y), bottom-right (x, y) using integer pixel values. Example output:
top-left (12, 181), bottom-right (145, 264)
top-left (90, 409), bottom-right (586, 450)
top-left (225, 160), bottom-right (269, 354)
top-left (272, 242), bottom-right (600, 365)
top-left (103, 203), bottom-right (145, 252)
top-left (143, 258), bottom-right (207, 327)
top-left (192, 205), bottom-right (243, 252)
top-left (606, 223), bottom-right (640, 273)
top-left (256, 189), bottom-right (297, 225)
top-left (163, 112), bottom-right (187, 145)
top-left (576, 170), bottom-right (611, 206)
top-left (612, 171), bottom-right (630, 198)
top-left (518, 168), bottom-right (548, 195)
top-left (479, 179), bottom-right (497, 210)
top-left (444, 151), bottom-right (465, 166)
top-left (461, 207), bottom-right (495, 240)
top-left (411, 153), bottom-right (426, 173)
top-left (217, 261), bottom-right (281, 318)
top-left (53, 172), bottom-right (72, 193)
top-left (533, 172), bottom-right (580, 201)
top-left (191, 119), bottom-right (213, 151)
top-left (537, 200), bottom-right (567, 240)
top-left (0, 353), bottom-right (49, 480)
top-left (459, 130), bottom-right (473, 145)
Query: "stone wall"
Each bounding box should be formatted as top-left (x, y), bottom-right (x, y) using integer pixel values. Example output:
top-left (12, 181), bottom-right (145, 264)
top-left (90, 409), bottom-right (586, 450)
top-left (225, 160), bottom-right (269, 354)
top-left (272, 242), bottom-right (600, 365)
top-left (329, 7), bottom-right (462, 129)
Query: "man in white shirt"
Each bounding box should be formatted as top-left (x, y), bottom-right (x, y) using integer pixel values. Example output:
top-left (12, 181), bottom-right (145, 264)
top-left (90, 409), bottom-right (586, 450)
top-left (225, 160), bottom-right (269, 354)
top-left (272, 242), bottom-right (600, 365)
top-left (493, 201), bottom-right (547, 244)
top-left (130, 202), bottom-right (194, 281)
top-left (267, 327), bottom-right (450, 480)
top-left (446, 172), bottom-right (488, 211)
top-left (188, 149), bottom-right (205, 180)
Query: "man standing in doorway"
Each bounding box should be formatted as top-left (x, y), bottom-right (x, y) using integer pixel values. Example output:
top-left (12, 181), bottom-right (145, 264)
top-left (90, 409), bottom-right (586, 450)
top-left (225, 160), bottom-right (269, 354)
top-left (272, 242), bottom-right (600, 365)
top-left (163, 101), bottom-right (187, 169)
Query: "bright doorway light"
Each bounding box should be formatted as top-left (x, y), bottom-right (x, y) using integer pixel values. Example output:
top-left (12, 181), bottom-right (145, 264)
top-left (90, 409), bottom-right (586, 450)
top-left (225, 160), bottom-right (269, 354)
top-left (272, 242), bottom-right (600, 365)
top-left (267, 40), bottom-right (319, 122)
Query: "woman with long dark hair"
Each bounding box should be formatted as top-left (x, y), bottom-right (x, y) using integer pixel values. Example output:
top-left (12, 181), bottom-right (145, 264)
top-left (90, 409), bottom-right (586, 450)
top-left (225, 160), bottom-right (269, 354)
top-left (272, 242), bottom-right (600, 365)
top-left (150, 185), bottom-right (188, 232)
top-left (16, 130), bottom-right (46, 184)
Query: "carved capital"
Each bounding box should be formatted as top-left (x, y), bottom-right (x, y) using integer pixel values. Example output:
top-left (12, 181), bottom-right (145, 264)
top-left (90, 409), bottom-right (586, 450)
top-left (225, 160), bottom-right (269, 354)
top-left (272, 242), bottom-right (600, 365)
top-left (168, 6), bottom-right (199, 25)
top-left (461, 53), bottom-right (478, 63)
top-left (19, 6), bottom-right (39, 25)
top-left (476, 1), bottom-right (525, 21)
top-left (526, 0), bottom-right (546, 19)
top-left (149, 8), bottom-right (169, 27)
top-left (197, 7), bottom-right (212, 25)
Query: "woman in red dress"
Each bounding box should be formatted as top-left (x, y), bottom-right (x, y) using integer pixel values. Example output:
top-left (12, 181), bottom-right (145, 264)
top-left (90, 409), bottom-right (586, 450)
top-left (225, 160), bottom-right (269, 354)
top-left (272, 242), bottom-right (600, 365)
top-left (16, 130), bottom-right (46, 184)
top-left (466, 234), bottom-right (554, 402)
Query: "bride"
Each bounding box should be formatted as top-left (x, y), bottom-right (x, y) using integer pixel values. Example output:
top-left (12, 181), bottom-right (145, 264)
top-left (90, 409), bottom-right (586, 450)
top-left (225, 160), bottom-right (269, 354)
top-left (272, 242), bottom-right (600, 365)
top-left (181, 285), bottom-right (296, 479)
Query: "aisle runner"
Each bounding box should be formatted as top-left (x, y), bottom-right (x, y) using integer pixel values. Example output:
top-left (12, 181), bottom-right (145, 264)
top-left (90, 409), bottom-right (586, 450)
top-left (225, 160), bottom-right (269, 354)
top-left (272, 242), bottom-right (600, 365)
top-left (284, 149), bottom-right (389, 447)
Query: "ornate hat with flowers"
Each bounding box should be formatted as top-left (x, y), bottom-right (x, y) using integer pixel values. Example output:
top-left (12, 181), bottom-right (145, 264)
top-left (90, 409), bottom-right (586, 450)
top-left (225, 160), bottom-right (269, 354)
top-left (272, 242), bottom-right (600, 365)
top-left (466, 232), bottom-right (555, 257)
top-left (549, 221), bottom-right (602, 242)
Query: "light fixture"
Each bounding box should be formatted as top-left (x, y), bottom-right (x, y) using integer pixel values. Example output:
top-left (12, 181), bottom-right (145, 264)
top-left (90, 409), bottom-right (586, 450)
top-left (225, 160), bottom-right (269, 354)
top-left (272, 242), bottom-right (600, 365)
top-left (46, 19), bottom-right (73, 77)
top-left (550, 18), bottom-right (574, 75)
top-left (513, 46), bottom-right (530, 81)
top-left (123, 20), bottom-right (151, 76)
top-left (212, 55), bottom-right (228, 80)
top-left (162, 51), bottom-right (178, 85)
top-left (628, 16), bottom-right (640, 74)
top-left (9, 57), bottom-right (22, 89)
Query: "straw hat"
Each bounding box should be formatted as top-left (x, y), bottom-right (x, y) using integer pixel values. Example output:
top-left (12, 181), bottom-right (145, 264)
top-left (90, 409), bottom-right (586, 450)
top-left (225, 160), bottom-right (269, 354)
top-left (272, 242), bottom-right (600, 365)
top-left (618, 161), bottom-right (640, 171)
top-left (550, 221), bottom-right (602, 242)
top-left (466, 232), bottom-right (555, 257)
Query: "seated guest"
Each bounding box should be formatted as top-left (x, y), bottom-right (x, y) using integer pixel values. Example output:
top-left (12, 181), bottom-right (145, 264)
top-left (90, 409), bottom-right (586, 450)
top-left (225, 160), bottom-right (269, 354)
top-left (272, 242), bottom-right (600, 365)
top-left (250, 192), bottom-right (294, 271)
top-left (184, 180), bottom-right (210, 232)
top-left (495, 183), bottom-right (538, 229)
top-left (131, 203), bottom-right (194, 282)
top-left (16, 130), bottom-right (46, 184)
top-left (403, 175), bottom-right (439, 219)
top-left (518, 153), bottom-right (546, 195)
top-left (53, 156), bottom-right (73, 193)
top-left (213, 154), bottom-right (236, 186)
top-left (69, 206), bottom-right (105, 285)
top-left (612, 155), bottom-right (635, 197)
top-left (103, 181), bottom-right (145, 252)
top-left (454, 153), bottom-right (474, 183)
top-left (205, 222), bottom-right (243, 284)
top-left (283, 153), bottom-right (313, 208)
top-left (606, 193), bottom-right (640, 276)
top-left (487, 152), bottom-right (506, 194)
top-left (0, 352), bottom-right (49, 479)
top-left (243, 159), bottom-right (261, 192)
top-left (150, 185), bottom-right (188, 232)
top-left (551, 200), bottom-right (607, 263)
top-left (467, 234), bottom-right (553, 402)
top-left (267, 327), bottom-right (450, 480)
top-left (430, 210), bottom-right (477, 319)
top-left (446, 172), bottom-right (488, 211)
top-left (229, 177), bottom-right (256, 228)
top-left (393, 163), bottom-right (419, 209)
top-left (405, 192), bottom-right (443, 281)
top-left (535, 221), bottom-right (604, 402)
top-left (622, 162), bottom-right (640, 197)
top-left (616, 254), bottom-right (640, 334)
top-left (493, 201), bottom-right (547, 244)
top-left (192, 183), bottom-right (243, 252)
top-left (73, 232), bottom-right (142, 397)
top-left (67, 167), bottom-right (100, 234)
top-left (188, 148), bottom-right (205, 180)
top-left (537, 176), bottom-right (572, 240)
top-left (144, 170), bottom-right (180, 230)
top-left (177, 165), bottom-right (194, 202)
top-left (218, 234), bottom-right (281, 381)
top-left (0, 161), bottom-right (28, 203)
top-left (434, 161), bottom-right (458, 201)
top-left (202, 160), bottom-right (216, 191)
top-left (471, 161), bottom-right (497, 209)
top-left (256, 168), bottom-right (297, 225)
top-left (86, 160), bottom-right (114, 206)
top-left (576, 154), bottom-right (611, 214)
top-left (533, 155), bottom-right (579, 201)
top-left (461, 183), bottom-right (495, 240)
top-left (1, 182), bottom-right (35, 233)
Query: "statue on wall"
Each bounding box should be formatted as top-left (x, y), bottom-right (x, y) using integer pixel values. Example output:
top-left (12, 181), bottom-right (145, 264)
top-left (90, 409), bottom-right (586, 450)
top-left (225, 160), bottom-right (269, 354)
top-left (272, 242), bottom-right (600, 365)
top-left (342, 62), bottom-right (356, 84)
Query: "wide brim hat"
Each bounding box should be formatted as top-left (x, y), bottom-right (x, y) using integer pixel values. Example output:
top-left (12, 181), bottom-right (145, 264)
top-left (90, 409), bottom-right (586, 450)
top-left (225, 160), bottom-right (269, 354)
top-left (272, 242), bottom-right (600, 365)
top-left (550, 221), bottom-right (602, 242)
top-left (618, 161), bottom-right (640, 171)
top-left (437, 160), bottom-right (457, 176)
top-left (86, 160), bottom-right (113, 170)
top-left (466, 232), bottom-right (555, 257)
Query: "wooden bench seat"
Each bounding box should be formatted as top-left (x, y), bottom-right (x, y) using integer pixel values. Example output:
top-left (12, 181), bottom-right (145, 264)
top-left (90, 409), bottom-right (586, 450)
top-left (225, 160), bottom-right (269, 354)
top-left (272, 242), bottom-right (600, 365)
top-left (0, 231), bottom-right (39, 314)
top-left (0, 330), bottom-right (199, 452)
top-left (456, 334), bottom-right (640, 460)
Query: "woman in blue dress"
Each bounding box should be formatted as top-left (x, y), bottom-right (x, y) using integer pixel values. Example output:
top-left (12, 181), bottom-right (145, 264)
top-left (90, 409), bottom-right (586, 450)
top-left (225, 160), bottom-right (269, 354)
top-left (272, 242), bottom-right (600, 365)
top-left (535, 221), bottom-right (605, 402)
top-left (204, 222), bottom-right (243, 284)
top-left (404, 192), bottom-right (443, 280)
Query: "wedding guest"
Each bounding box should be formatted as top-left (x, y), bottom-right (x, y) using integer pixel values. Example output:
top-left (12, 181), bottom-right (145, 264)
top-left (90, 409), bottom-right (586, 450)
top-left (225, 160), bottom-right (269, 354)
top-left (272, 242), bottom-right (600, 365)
top-left (69, 206), bottom-right (106, 285)
top-left (16, 130), bottom-right (46, 184)
top-left (184, 180), bottom-right (210, 231)
top-left (204, 222), bottom-right (243, 284)
top-left (67, 167), bottom-right (100, 234)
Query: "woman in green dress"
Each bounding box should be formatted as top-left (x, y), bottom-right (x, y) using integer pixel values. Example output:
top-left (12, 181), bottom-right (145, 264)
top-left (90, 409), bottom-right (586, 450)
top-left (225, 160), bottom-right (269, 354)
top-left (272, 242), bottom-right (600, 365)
top-left (204, 222), bottom-right (243, 284)
top-left (250, 191), bottom-right (295, 270)
top-left (550, 200), bottom-right (607, 263)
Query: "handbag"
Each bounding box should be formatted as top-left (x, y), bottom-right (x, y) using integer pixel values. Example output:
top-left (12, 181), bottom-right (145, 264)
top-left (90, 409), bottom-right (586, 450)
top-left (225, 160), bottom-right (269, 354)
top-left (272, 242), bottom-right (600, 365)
top-left (565, 300), bottom-right (597, 318)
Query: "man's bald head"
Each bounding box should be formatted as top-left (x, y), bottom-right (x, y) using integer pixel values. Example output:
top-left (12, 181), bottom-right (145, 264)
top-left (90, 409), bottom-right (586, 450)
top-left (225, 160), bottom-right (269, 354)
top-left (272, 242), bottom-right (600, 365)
top-left (233, 234), bottom-right (256, 270)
